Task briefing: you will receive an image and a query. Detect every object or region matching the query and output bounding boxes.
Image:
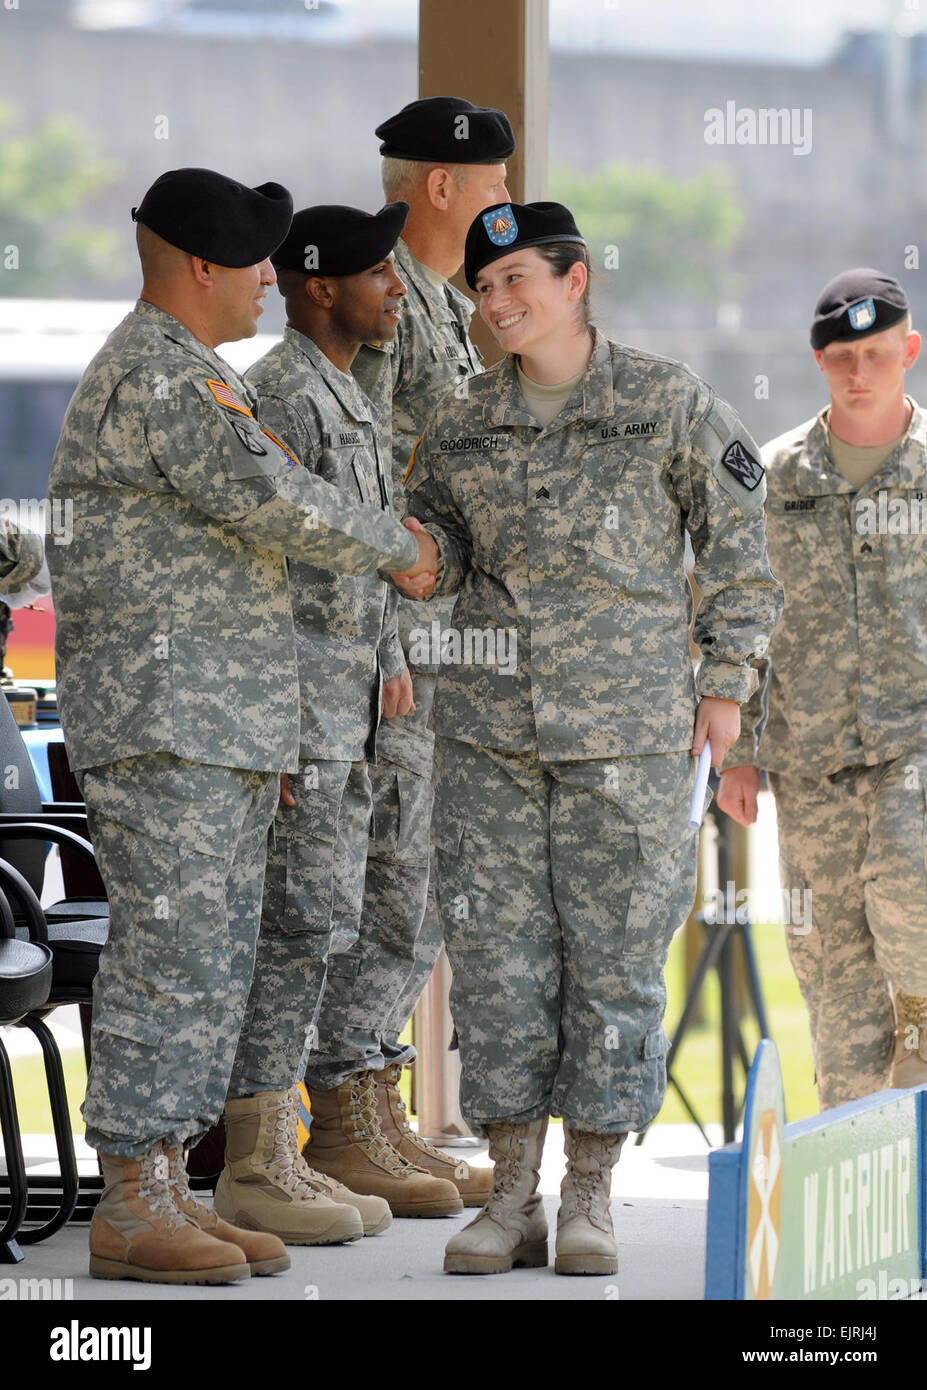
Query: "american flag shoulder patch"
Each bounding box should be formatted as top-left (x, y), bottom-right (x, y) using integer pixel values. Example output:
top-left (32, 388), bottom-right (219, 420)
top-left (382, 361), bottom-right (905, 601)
top-left (205, 378), bottom-right (253, 416)
top-left (262, 428), bottom-right (301, 467)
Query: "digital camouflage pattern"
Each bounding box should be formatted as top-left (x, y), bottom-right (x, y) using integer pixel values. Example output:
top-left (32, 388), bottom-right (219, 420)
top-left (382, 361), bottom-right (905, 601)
top-left (231, 328), bottom-right (413, 1094)
top-left (725, 404), bottom-right (927, 1109)
top-left (245, 327), bottom-right (405, 763)
top-left (0, 516), bottom-right (46, 600)
top-left (403, 330), bottom-right (781, 1129)
top-left (405, 328), bottom-right (783, 761)
top-left (230, 759), bottom-right (373, 1096)
top-left (46, 300), bottom-right (417, 775)
top-left (353, 236), bottom-right (482, 727)
top-left (431, 738), bottom-right (706, 1132)
top-left (769, 750), bottom-right (927, 1109)
top-left (0, 516), bottom-right (48, 668)
top-left (77, 754), bottom-right (279, 1156)
top-left (307, 759), bottom-right (434, 1088)
top-left (47, 300), bottom-right (416, 1156)
top-left (308, 237), bottom-right (485, 1081)
top-left (725, 405), bottom-right (927, 777)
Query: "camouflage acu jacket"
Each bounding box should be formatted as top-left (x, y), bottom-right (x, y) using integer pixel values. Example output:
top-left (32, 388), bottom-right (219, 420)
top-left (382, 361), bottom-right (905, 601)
top-left (353, 237), bottom-right (483, 773)
top-left (0, 516), bottom-right (46, 600)
top-left (47, 300), bottom-right (417, 773)
top-left (246, 326), bottom-right (404, 763)
top-left (405, 329), bottom-right (784, 762)
top-left (726, 402), bottom-right (927, 777)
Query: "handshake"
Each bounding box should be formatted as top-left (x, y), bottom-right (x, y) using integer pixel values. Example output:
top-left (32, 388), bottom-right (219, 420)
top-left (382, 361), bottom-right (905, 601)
top-left (390, 516), bottom-right (438, 599)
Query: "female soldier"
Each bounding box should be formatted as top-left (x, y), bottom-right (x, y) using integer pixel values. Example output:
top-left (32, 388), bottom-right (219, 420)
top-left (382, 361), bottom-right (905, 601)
top-left (393, 201), bottom-right (782, 1276)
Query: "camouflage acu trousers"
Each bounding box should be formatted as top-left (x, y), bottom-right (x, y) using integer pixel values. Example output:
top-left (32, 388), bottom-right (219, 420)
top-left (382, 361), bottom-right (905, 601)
top-left (77, 754), bottom-right (278, 1156)
top-left (306, 756), bottom-right (432, 1088)
top-left (229, 759), bottom-right (371, 1097)
top-left (430, 738), bottom-right (701, 1135)
top-left (769, 750), bottom-right (927, 1110)
top-left (381, 862), bottom-right (443, 1062)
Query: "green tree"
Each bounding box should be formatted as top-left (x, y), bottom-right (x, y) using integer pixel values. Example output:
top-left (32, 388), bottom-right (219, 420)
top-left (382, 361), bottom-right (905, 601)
top-left (0, 105), bottom-right (126, 295)
top-left (550, 163), bottom-right (745, 305)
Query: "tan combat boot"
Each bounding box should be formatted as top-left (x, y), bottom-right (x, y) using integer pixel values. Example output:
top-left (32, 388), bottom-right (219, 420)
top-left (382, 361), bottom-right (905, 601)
top-left (443, 1118), bottom-right (549, 1274)
top-left (214, 1088), bottom-right (363, 1245)
top-left (165, 1142), bottom-right (290, 1275)
top-left (555, 1127), bottom-right (626, 1275)
top-left (89, 1142), bottom-right (250, 1285)
top-left (305, 1070), bottom-right (463, 1217)
top-left (891, 992), bottom-right (927, 1088)
top-left (375, 1063), bottom-right (493, 1207)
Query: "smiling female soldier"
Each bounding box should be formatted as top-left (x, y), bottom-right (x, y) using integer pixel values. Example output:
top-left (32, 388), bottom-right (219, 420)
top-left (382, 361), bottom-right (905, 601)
top-left (393, 201), bottom-right (783, 1276)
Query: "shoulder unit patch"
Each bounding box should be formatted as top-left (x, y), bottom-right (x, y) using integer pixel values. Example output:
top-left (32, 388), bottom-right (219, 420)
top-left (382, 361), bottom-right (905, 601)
top-left (721, 439), bottom-right (764, 491)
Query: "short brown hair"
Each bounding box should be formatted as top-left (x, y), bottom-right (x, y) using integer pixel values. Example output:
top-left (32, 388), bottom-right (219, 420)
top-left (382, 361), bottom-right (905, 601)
top-left (533, 242), bottom-right (593, 330)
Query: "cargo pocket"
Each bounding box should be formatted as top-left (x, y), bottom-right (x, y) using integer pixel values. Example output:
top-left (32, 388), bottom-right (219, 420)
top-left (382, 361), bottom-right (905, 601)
top-left (280, 792), bottom-right (341, 936)
top-left (128, 835), bottom-right (229, 952)
top-left (621, 817), bottom-right (696, 958)
top-left (429, 796), bottom-right (469, 936)
top-left (430, 795), bottom-right (466, 857)
top-left (91, 1008), bottom-right (167, 1107)
top-left (368, 767), bottom-right (433, 865)
top-left (641, 1023), bottom-right (667, 1060)
top-left (396, 768), bottom-right (433, 862)
top-left (636, 1022), bottom-right (669, 1128)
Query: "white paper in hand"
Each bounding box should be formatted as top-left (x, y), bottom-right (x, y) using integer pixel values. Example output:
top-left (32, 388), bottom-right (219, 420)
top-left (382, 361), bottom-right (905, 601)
top-left (688, 740), bottom-right (712, 829)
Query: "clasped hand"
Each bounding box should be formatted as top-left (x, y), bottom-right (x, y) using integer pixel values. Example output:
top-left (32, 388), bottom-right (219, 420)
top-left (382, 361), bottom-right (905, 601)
top-left (392, 516), bottom-right (437, 599)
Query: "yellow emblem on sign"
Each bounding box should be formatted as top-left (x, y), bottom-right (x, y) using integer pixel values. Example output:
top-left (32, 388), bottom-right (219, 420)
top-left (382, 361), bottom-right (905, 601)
top-left (747, 1107), bottom-right (783, 1299)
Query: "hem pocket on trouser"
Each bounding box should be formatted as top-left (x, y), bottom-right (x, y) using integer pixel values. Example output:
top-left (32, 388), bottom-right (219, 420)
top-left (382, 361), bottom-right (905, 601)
top-left (273, 795), bottom-right (341, 936)
top-left (621, 819), bottom-right (696, 958)
top-left (368, 766), bottom-right (434, 864)
top-left (85, 1008), bottom-right (168, 1115)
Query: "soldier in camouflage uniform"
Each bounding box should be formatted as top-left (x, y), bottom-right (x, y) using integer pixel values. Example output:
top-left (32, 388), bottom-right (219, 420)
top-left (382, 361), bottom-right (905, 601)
top-left (216, 202), bottom-right (460, 1233)
top-left (395, 202), bottom-right (783, 1275)
top-left (0, 513), bottom-right (49, 672)
top-left (308, 97), bottom-right (513, 1206)
top-left (719, 268), bottom-right (927, 1109)
top-left (45, 169), bottom-right (433, 1284)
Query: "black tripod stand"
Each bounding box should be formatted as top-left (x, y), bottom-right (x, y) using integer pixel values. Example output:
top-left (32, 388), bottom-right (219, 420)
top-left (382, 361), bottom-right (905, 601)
top-left (636, 798), bottom-right (771, 1148)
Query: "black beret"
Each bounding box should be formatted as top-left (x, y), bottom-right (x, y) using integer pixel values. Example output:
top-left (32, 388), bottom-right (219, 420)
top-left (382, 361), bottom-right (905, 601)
top-left (811, 268), bottom-right (910, 349)
top-left (376, 96), bottom-right (515, 164)
top-left (465, 201), bottom-right (586, 290)
top-left (271, 202), bottom-right (409, 277)
top-left (131, 168), bottom-right (293, 268)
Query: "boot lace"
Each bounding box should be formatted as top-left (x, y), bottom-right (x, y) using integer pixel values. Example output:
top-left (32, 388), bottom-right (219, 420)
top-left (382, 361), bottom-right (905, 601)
top-left (263, 1091), bottom-right (327, 1199)
top-left (483, 1128), bottom-right (531, 1217)
top-left (561, 1134), bottom-right (622, 1225)
top-left (138, 1145), bottom-right (188, 1233)
top-left (165, 1142), bottom-right (207, 1214)
top-left (350, 1072), bottom-right (420, 1175)
top-left (383, 1066), bottom-right (458, 1168)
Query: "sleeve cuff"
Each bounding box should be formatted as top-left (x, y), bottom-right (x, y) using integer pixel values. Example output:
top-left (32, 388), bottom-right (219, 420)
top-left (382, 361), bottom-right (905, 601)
top-left (420, 523), bottom-right (450, 600)
top-left (696, 658), bottom-right (759, 705)
top-left (379, 642), bottom-right (408, 683)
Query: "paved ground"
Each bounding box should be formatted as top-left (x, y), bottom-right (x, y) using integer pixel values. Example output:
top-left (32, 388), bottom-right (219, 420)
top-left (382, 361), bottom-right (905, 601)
top-left (2, 1120), bottom-right (715, 1302)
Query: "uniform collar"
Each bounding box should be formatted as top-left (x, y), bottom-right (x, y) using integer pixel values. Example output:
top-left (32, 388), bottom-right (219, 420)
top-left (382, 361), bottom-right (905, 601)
top-left (394, 238), bottom-right (475, 325)
top-left (482, 327), bottom-right (612, 429)
top-left (795, 397), bottom-right (927, 494)
top-left (133, 298), bottom-right (248, 388)
top-left (283, 325), bottom-right (374, 424)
